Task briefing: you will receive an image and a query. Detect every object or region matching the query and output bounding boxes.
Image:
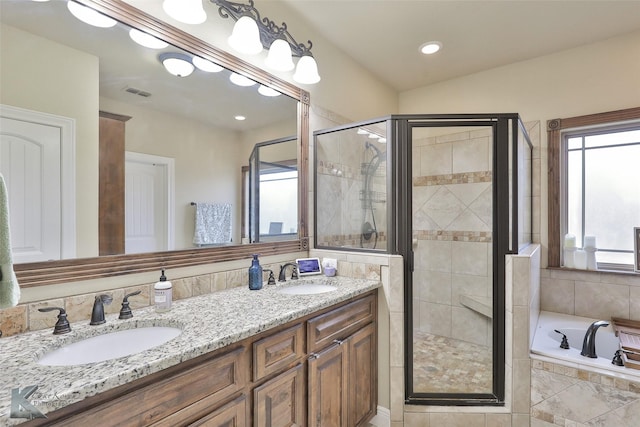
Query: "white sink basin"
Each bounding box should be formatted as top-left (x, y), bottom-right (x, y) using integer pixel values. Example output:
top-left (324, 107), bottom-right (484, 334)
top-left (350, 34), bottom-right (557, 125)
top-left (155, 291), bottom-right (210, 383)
top-left (278, 283), bottom-right (338, 295)
top-left (38, 326), bottom-right (182, 366)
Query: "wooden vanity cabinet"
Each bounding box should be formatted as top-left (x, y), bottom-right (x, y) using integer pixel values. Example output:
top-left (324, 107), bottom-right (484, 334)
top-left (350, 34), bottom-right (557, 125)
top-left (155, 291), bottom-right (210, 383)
top-left (307, 295), bottom-right (377, 427)
top-left (25, 291), bottom-right (376, 427)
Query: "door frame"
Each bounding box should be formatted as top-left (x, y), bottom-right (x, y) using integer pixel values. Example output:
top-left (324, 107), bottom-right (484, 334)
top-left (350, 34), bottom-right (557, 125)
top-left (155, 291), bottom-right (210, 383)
top-left (0, 104), bottom-right (76, 259)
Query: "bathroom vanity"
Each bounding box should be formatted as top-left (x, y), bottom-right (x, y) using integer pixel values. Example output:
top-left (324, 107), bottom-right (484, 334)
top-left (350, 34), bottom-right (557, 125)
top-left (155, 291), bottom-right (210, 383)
top-left (2, 277), bottom-right (379, 426)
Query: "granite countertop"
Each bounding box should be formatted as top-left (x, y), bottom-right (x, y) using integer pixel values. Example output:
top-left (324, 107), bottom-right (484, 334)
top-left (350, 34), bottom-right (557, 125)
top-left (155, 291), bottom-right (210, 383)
top-left (0, 276), bottom-right (380, 425)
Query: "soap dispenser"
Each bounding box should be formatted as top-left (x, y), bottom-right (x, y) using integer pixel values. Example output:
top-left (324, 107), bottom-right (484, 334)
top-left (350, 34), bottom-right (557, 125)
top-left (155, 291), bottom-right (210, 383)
top-left (154, 269), bottom-right (172, 312)
top-left (248, 254), bottom-right (263, 290)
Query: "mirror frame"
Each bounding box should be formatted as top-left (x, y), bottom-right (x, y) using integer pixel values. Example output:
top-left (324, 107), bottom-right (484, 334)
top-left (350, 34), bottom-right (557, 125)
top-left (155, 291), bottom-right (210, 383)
top-left (13, 0), bottom-right (309, 288)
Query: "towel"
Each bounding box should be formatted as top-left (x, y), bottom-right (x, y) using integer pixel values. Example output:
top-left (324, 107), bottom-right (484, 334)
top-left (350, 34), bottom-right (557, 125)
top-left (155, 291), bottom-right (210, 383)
top-left (0, 174), bottom-right (20, 308)
top-left (192, 202), bottom-right (232, 245)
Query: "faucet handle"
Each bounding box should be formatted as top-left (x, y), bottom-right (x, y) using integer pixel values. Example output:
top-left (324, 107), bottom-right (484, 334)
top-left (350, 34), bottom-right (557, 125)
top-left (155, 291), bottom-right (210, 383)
top-left (38, 307), bottom-right (72, 335)
top-left (119, 290), bottom-right (142, 319)
top-left (264, 269), bottom-right (276, 285)
top-left (291, 266), bottom-right (298, 280)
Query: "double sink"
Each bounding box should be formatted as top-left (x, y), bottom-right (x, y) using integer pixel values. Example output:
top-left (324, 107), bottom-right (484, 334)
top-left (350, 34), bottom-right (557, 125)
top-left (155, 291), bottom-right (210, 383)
top-left (37, 281), bottom-right (337, 366)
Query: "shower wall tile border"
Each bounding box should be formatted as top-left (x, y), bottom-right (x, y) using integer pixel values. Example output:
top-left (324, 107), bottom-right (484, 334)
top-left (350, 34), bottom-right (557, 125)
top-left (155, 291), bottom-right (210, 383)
top-left (414, 171), bottom-right (492, 186)
top-left (414, 230), bottom-right (492, 242)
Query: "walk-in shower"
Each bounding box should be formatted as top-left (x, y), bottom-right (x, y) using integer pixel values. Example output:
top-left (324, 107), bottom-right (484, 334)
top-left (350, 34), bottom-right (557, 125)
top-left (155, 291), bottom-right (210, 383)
top-left (314, 114), bottom-right (532, 406)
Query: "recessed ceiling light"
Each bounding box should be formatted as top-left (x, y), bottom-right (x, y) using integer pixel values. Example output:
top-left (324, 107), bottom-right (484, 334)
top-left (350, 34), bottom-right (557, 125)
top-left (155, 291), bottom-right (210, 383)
top-left (419, 41), bottom-right (442, 55)
top-left (235, 115), bottom-right (246, 121)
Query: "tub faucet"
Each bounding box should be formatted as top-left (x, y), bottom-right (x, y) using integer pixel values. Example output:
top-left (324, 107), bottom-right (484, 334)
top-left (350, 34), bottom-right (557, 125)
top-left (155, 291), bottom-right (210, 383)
top-left (580, 320), bottom-right (609, 358)
top-left (278, 263), bottom-right (298, 282)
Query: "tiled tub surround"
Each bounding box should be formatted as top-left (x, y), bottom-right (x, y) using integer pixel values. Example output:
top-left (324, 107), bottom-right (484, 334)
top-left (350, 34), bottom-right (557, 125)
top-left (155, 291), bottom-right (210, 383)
top-left (533, 270), bottom-right (640, 426)
top-left (0, 275), bottom-right (380, 424)
top-left (530, 312), bottom-right (640, 425)
top-left (531, 359), bottom-right (640, 426)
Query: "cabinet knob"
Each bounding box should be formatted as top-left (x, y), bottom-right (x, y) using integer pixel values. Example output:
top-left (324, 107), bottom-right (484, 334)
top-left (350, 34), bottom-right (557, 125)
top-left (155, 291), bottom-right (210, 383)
top-left (332, 339), bottom-right (344, 346)
top-left (308, 353), bottom-right (320, 360)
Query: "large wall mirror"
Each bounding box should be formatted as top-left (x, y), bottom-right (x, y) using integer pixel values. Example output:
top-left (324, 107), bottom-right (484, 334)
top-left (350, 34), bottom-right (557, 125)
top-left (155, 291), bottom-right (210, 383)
top-left (0, 0), bottom-right (309, 287)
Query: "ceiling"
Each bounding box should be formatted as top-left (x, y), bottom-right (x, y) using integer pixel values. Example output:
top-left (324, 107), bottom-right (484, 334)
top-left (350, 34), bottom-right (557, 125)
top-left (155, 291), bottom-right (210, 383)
top-left (279, 0), bottom-right (640, 92)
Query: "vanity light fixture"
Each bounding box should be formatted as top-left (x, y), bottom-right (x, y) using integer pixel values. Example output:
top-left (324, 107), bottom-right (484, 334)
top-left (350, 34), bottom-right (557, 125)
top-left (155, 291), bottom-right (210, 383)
top-left (420, 41), bottom-right (442, 55)
top-left (67, 1), bottom-right (117, 28)
top-left (159, 53), bottom-right (195, 77)
top-left (234, 115), bottom-right (246, 121)
top-left (212, 0), bottom-right (320, 84)
top-left (229, 72), bottom-right (257, 87)
top-left (162, 0), bottom-right (207, 25)
top-left (129, 29), bottom-right (169, 49)
top-left (192, 56), bottom-right (224, 73)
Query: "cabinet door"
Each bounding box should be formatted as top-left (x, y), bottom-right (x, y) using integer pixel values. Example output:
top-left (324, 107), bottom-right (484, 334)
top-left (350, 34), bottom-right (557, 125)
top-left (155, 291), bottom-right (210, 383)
top-left (347, 323), bottom-right (376, 427)
top-left (189, 395), bottom-right (247, 427)
top-left (308, 343), bottom-right (348, 427)
top-left (254, 364), bottom-right (305, 427)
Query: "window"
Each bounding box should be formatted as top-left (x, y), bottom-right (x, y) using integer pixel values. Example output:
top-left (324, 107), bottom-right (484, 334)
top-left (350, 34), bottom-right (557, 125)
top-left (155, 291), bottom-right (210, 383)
top-left (548, 107), bottom-right (640, 271)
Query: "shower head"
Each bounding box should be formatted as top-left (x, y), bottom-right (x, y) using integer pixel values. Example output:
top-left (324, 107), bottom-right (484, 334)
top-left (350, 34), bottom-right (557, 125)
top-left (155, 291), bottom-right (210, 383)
top-left (365, 140), bottom-right (385, 160)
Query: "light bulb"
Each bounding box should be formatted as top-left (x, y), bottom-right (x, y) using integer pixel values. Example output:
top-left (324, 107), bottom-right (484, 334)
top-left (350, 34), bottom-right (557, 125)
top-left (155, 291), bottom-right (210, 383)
top-left (228, 16), bottom-right (263, 55)
top-left (162, 0), bottom-right (206, 25)
top-left (265, 39), bottom-right (294, 71)
top-left (293, 55), bottom-right (321, 85)
top-left (192, 57), bottom-right (223, 73)
top-left (67, 1), bottom-right (117, 28)
top-left (129, 29), bottom-right (168, 49)
top-left (258, 85), bottom-right (281, 97)
top-left (229, 73), bottom-right (257, 87)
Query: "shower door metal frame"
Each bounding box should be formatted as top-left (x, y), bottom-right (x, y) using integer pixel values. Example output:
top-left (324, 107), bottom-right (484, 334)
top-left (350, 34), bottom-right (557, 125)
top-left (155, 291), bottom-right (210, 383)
top-left (397, 113), bottom-right (524, 406)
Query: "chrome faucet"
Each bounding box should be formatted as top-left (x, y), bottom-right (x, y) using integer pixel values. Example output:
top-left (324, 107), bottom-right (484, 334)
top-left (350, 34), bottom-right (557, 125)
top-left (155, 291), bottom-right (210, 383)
top-left (580, 320), bottom-right (609, 358)
top-left (90, 294), bottom-right (113, 325)
top-left (278, 263), bottom-right (298, 282)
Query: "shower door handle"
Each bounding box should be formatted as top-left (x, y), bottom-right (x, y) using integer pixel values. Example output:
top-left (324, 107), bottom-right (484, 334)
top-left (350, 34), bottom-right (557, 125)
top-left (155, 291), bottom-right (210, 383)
top-left (408, 249), bottom-right (415, 272)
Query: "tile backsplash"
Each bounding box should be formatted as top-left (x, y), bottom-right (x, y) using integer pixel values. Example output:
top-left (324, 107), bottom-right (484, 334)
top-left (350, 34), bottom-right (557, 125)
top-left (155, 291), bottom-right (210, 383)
top-left (540, 268), bottom-right (640, 320)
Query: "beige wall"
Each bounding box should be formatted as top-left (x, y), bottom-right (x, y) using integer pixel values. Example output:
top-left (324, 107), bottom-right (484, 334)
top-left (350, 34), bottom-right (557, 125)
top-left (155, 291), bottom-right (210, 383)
top-left (400, 29), bottom-right (640, 268)
top-left (100, 97), bottom-right (246, 247)
top-left (1, 23), bottom-right (100, 257)
top-left (124, 0), bottom-right (399, 122)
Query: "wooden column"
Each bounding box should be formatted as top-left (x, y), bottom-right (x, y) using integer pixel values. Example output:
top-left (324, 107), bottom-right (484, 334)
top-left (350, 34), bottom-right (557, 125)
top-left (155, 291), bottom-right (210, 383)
top-left (99, 111), bottom-right (131, 256)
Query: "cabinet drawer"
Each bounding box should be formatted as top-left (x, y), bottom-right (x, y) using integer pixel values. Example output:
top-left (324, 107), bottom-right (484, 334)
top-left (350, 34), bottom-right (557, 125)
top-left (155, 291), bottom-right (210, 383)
top-left (253, 324), bottom-right (305, 381)
top-left (55, 346), bottom-right (249, 427)
top-left (307, 294), bottom-right (376, 353)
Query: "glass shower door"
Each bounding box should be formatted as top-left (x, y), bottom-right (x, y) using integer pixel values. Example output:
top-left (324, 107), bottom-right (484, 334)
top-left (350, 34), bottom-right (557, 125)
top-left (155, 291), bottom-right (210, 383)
top-left (408, 122), bottom-right (496, 399)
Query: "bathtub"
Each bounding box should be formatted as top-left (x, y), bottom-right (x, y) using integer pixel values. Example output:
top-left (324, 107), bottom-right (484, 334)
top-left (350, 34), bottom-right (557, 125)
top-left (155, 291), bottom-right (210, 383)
top-left (531, 311), bottom-right (640, 382)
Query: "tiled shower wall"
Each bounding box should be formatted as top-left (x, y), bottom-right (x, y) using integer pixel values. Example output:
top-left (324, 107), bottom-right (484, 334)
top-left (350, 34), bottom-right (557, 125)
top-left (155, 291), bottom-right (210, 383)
top-left (315, 125), bottom-right (388, 250)
top-left (412, 128), bottom-right (493, 346)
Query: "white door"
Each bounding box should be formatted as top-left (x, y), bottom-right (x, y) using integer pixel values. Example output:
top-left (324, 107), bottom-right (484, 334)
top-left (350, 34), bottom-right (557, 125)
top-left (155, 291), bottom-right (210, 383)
top-left (125, 152), bottom-right (173, 254)
top-left (0, 116), bottom-right (62, 263)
